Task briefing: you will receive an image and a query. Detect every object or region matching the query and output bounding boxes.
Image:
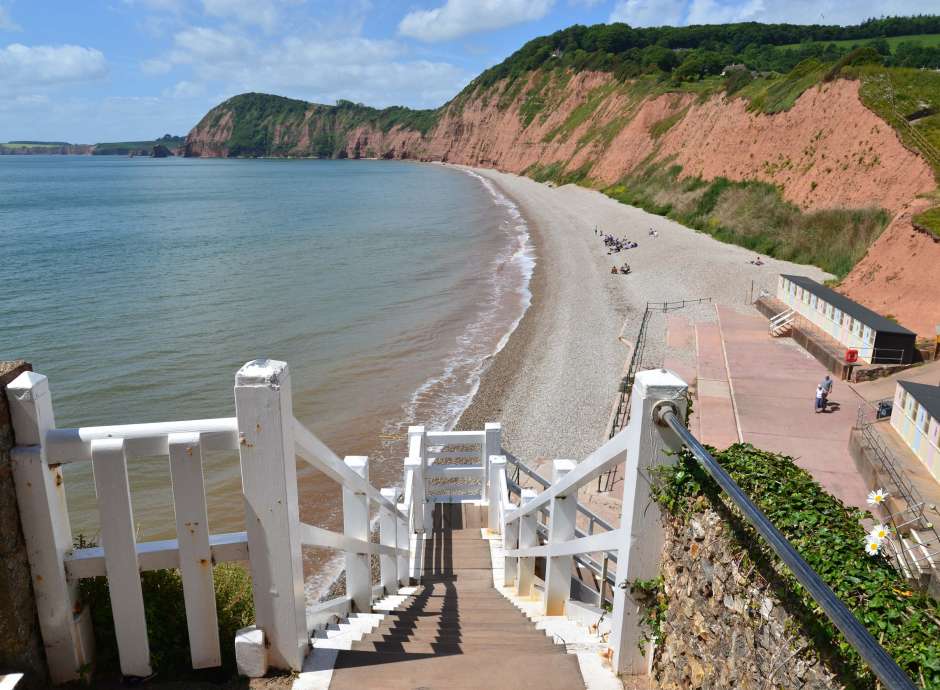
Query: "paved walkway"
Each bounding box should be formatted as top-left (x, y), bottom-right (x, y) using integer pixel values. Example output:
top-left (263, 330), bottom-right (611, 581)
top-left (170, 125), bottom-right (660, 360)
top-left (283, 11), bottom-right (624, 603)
top-left (329, 504), bottom-right (585, 690)
top-left (714, 306), bottom-right (870, 509)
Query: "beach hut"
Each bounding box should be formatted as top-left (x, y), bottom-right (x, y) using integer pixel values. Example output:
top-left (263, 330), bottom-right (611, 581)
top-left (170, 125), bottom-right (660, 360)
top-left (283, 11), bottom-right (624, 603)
top-left (891, 380), bottom-right (940, 482)
top-left (776, 274), bottom-right (916, 364)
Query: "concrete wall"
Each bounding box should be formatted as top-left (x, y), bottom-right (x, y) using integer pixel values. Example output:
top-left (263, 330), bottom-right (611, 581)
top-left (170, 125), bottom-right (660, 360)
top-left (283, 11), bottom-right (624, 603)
top-left (0, 361), bottom-right (48, 688)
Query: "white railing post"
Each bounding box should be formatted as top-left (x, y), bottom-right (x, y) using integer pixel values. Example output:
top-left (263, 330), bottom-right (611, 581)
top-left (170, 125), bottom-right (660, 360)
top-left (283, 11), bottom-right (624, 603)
top-left (516, 488), bottom-right (538, 598)
top-left (487, 455), bottom-right (506, 532)
top-left (395, 498), bottom-right (410, 587)
top-left (610, 369), bottom-right (688, 675)
top-left (343, 456), bottom-right (372, 613)
top-left (91, 438), bottom-right (152, 678)
top-left (234, 359), bottom-right (307, 672)
top-left (379, 487), bottom-right (400, 597)
top-left (543, 459), bottom-right (577, 615)
top-left (7, 372), bottom-right (94, 684)
top-left (503, 516), bottom-right (519, 588)
top-left (168, 432), bottom-right (221, 669)
top-left (482, 422), bottom-right (501, 501)
top-left (407, 426), bottom-right (427, 533)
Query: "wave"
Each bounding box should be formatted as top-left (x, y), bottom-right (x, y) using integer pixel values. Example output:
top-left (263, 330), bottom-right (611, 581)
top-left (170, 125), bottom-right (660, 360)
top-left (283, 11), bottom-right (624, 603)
top-left (308, 168), bottom-right (535, 604)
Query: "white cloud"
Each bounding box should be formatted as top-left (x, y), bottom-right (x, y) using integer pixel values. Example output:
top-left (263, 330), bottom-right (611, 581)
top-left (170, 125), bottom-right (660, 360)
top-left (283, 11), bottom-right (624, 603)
top-left (202, 0), bottom-right (285, 31)
top-left (158, 27), bottom-right (469, 109)
top-left (0, 3), bottom-right (20, 31)
top-left (235, 36), bottom-right (468, 107)
top-left (141, 57), bottom-right (172, 74)
top-left (170, 26), bottom-right (253, 65)
top-left (609, 0), bottom-right (686, 26)
top-left (399, 0), bottom-right (554, 42)
top-left (123, 0), bottom-right (186, 12)
top-left (0, 44), bottom-right (108, 87)
top-left (610, 0), bottom-right (940, 27)
top-left (165, 79), bottom-right (206, 98)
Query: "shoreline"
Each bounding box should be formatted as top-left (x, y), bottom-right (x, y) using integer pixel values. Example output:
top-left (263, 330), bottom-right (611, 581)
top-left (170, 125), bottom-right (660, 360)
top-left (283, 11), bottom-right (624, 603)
top-left (318, 163), bottom-right (831, 601)
top-left (453, 180), bottom-right (546, 435)
top-left (451, 166), bottom-right (831, 471)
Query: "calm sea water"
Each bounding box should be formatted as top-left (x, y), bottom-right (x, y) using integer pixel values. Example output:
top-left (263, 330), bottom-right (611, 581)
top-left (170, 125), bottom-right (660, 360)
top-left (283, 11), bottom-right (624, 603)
top-left (0, 156), bottom-right (532, 594)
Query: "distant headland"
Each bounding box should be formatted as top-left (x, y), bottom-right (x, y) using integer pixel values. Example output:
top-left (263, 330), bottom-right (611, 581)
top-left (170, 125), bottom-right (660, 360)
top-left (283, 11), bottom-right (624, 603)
top-left (0, 134), bottom-right (185, 156)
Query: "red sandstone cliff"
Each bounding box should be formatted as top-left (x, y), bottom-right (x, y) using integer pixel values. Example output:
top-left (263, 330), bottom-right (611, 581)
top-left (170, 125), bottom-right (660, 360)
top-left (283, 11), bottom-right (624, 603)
top-left (185, 73), bottom-right (940, 335)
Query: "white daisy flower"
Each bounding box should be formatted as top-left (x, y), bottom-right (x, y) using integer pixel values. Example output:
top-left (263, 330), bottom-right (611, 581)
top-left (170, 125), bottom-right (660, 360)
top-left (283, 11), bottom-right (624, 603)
top-left (869, 524), bottom-right (890, 542)
top-left (864, 537), bottom-right (882, 556)
top-left (867, 489), bottom-right (889, 506)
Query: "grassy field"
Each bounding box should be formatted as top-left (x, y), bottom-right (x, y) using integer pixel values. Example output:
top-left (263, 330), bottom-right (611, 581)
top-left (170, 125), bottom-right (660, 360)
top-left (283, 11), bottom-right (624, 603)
top-left (779, 33), bottom-right (940, 52)
top-left (1, 142), bottom-right (65, 149)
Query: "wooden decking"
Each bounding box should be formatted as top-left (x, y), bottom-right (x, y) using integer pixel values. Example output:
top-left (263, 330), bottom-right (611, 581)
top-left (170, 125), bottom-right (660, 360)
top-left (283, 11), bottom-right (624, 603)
top-left (329, 503), bottom-right (585, 689)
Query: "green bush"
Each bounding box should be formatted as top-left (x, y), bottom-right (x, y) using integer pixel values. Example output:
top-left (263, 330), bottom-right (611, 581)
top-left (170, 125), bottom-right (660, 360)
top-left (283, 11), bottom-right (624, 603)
top-left (80, 563), bottom-right (254, 680)
top-left (653, 444), bottom-right (940, 689)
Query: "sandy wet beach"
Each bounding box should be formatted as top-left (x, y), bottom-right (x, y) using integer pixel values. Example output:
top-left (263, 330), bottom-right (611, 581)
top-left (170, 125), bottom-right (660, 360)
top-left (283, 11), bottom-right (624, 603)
top-left (455, 166), bottom-right (830, 473)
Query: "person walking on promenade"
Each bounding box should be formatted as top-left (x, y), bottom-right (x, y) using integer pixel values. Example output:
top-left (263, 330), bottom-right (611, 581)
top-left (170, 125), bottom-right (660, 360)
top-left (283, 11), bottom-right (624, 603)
top-left (820, 375), bottom-right (833, 409)
top-left (815, 385), bottom-right (825, 413)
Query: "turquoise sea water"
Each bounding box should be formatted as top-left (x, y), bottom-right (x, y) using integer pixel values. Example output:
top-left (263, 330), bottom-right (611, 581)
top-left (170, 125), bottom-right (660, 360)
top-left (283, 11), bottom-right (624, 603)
top-left (0, 156), bottom-right (532, 593)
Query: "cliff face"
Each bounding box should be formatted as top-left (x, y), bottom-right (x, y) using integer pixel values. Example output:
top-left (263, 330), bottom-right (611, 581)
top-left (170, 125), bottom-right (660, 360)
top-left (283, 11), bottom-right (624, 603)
top-left (184, 73), bottom-right (940, 334)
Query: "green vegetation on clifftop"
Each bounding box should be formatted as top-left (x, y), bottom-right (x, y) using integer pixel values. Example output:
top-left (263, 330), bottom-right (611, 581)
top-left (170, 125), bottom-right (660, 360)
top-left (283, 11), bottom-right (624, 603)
top-left (201, 92), bottom-right (440, 158)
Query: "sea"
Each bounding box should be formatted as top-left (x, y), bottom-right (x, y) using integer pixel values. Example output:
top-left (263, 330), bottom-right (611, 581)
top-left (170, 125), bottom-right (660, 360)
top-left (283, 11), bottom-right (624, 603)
top-left (0, 155), bottom-right (533, 596)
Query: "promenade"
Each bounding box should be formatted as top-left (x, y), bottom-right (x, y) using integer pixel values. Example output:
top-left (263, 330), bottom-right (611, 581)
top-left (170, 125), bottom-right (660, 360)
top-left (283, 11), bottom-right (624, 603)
top-left (684, 305), bottom-right (870, 510)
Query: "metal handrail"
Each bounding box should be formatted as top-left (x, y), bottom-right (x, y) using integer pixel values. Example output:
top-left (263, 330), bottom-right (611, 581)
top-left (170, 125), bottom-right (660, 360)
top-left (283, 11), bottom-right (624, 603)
top-left (661, 408), bottom-right (917, 690)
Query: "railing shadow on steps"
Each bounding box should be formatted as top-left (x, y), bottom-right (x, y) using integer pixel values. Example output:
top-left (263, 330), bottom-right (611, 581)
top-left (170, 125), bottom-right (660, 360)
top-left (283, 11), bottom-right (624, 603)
top-left (5, 359), bottom-right (507, 684)
top-left (5, 360), bottom-right (920, 688)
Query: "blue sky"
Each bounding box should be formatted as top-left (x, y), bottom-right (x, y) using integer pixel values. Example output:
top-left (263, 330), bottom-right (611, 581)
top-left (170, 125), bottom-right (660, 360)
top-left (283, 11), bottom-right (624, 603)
top-left (1, 0), bottom-right (937, 142)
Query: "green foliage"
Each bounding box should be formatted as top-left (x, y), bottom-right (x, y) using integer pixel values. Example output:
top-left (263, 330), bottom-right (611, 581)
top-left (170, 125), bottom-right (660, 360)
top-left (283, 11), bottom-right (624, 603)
top-left (740, 59), bottom-right (829, 114)
top-left (92, 137), bottom-right (186, 155)
top-left (80, 564), bottom-right (254, 680)
top-left (825, 47), bottom-right (884, 82)
top-left (913, 206), bottom-right (940, 237)
top-left (543, 82), bottom-right (617, 143)
top-left (630, 576), bottom-right (667, 651)
top-left (200, 92), bottom-right (442, 158)
top-left (648, 108), bottom-right (688, 138)
top-left (672, 50), bottom-right (726, 82)
top-left (603, 161), bottom-right (889, 277)
top-left (463, 16), bottom-right (940, 96)
top-left (651, 444), bottom-right (940, 688)
top-left (857, 66), bottom-right (940, 175)
top-left (724, 68), bottom-right (753, 95)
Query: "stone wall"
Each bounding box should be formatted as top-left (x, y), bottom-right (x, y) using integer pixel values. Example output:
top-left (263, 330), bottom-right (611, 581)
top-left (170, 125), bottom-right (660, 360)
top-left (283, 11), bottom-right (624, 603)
top-left (653, 509), bottom-right (838, 690)
top-left (0, 361), bottom-right (48, 687)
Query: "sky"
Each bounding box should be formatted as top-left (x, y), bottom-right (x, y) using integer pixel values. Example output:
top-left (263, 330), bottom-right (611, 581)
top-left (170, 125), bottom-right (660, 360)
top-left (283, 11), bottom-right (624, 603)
top-left (1, 0), bottom-right (937, 142)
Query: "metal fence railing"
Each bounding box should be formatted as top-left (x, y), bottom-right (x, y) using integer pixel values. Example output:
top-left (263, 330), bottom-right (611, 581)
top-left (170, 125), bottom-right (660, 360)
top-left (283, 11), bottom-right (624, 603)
top-left (856, 401), bottom-right (940, 583)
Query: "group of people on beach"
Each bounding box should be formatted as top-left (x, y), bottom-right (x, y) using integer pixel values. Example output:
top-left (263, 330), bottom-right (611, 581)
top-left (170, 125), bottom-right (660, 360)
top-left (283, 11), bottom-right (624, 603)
top-left (594, 225), bottom-right (644, 254)
top-left (815, 375), bottom-right (833, 413)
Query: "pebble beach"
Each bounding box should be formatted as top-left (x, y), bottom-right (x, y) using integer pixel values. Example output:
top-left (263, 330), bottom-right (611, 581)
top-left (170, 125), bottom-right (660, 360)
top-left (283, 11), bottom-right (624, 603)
top-left (455, 167), bottom-right (830, 470)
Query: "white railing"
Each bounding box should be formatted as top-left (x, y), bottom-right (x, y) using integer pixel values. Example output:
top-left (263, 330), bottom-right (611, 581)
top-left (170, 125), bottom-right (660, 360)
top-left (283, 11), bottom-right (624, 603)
top-left (6, 360), bottom-right (417, 683)
top-left (769, 308), bottom-right (795, 335)
top-left (491, 369), bottom-right (690, 676)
